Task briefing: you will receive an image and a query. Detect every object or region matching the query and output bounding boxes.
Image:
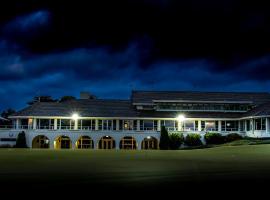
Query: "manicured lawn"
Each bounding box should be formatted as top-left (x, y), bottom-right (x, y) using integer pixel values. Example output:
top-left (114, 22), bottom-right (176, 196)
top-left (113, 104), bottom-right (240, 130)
top-left (1, 145), bottom-right (270, 191)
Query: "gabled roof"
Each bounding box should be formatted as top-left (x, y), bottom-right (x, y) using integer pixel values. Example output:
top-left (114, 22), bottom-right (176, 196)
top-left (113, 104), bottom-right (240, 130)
top-left (0, 116), bottom-right (8, 121)
top-left (131, 90), bottom-right (270, 105)
top-left (12, 99), bottom-right (138, 118)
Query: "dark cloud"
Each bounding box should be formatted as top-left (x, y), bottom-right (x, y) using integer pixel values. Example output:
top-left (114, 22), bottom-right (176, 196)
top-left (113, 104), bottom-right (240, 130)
top-left (1, 1), bottom-right (270, 111)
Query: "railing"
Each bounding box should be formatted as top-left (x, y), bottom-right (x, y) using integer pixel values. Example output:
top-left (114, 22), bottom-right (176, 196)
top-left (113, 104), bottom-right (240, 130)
top-left (0, 125), bottom-right (14, 129)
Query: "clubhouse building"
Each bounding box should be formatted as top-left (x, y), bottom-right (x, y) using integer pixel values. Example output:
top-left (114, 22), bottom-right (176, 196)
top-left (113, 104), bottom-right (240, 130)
top-left (1, 90), bottom-right (270, 149)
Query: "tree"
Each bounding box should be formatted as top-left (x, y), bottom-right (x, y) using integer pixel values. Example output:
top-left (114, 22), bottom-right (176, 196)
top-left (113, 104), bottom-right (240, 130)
top-left (27, 96), bottom-right (57, 105)
top-left (1, 108), bottom-right (16, 126)
top-left (169, 133), bottom-right (184, 150)
top-left (159, 126), bottom-right (170, 150)
top-left (59, 96), bottom-right (76, 102)
top-left (15, 131), bottom-right (27, 148)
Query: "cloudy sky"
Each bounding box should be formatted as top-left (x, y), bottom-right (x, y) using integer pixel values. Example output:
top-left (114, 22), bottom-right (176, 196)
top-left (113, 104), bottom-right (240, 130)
top-left (1, 0), bottom-right (270, 111)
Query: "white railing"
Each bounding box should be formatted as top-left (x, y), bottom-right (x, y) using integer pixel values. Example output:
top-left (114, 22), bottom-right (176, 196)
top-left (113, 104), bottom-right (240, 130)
top-left (0, 125), bottom-right (14, 129)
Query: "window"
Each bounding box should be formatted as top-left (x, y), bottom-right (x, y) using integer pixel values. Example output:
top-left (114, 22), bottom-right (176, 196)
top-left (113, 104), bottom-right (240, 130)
top-left (239, 120), bottom-right (244, 131)
top-left (205, 121), bottom-right (217, 131)
top-left (246, 120), bottom-right (251, 131)
top-left (201, 121), bottom-right (205, 131)
top-left (221, 121), bottom-right (238, 131)
top-left (184, 120), bottom-right (195, 131)
top-left (160, 120), bottom-right (177, 130)
top-left (255, 118), bottom-right (266, 130)
top-left (143, 120), bottom-right (154, 130)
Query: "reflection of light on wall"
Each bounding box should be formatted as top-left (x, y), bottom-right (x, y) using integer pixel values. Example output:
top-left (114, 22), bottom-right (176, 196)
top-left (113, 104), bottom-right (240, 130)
top-left (206, 122), bottom-right (215, 126)
top-left (124, 123), bottom-right (128, 128)
top-left (28, 118), bottom-right (33, 125)
top-left (54, 141), bottom-right (56, 148)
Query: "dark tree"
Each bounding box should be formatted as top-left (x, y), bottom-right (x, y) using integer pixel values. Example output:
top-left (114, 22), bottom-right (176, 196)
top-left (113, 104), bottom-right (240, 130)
top-left (0, 108), bottom-right (15, 126)
top-left (159, 126), bottom-right (170, 150)
top-left (27, 96), bottom-right (57, 105)
top-left (59, 96), bottom-right (76, 102)
top-left (15, 131), bottom-right (27, 148)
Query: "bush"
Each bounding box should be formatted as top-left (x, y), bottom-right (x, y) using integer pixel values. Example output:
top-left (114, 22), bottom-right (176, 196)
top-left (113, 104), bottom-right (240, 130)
top-left (169, 133), bottom-right (184, 150)
top-left (204, 132), bottom-right (225, 145)
top-left (15, 131), bottom-right (27, 148)
top-left (184, 134), bottom-right (202, 146)
top-left (225, 133), bottom-right (243, 143)
top-left (159, 126), bottom-right (170, 150)
top-left (0, 144), bottom-right (12, 148)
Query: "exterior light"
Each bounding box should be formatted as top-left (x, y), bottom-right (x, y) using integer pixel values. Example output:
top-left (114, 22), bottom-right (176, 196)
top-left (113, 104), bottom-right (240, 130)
top-left (72, 113), bottom-right (79, 120)
top-left (177, 114), bottom-right (186, 122)
top-left (147, 136), bottom-right (151, 139)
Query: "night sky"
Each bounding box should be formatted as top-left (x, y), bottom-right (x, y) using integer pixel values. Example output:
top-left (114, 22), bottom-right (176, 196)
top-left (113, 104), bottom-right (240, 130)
top-left (1, 0), bottom-right (270, 111)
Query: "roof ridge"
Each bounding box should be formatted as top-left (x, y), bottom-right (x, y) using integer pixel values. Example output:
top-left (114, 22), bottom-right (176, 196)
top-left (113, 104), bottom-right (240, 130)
top-left (132, 90), bottom-right (270, 94)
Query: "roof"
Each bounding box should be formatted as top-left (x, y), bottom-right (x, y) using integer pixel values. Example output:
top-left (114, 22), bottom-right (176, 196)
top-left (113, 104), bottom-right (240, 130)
top-left (131, 90), bottom-right (270, 105)
top-left (243, 102), bottom-right (270, 117)
top-left (12, 99), bottom-right (138, 118)
top-left (11, 91), bottom-right (270, 119)
top-left (137, 111), bottom-right (243, 119)
top-left (0, 116), bottom-right (8, 121)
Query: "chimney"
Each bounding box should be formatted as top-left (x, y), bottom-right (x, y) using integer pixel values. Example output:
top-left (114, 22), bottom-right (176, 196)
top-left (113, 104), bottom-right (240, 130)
top-left (80, 92), bottom-right (97, 100)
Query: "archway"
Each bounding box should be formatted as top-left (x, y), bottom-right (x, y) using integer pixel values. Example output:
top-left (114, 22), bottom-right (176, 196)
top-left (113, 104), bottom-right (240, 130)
top-left (120, 136), bottom-right (137, 150)
top-left (76, 136), bottom-right (94, 149)
top-left (32, 135), bottom-right (50, 148)
top-left (141, 137), bottom-right (158, 150)
top-left (98, 136), bottom-right (115, 149)
top-left (54, 135), bottom-right (72, 149)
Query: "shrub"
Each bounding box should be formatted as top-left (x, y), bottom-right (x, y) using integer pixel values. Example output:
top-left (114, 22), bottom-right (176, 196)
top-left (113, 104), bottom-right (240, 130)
top-left (225, 133), bottom-right (243, 143)
top-left (15, 131), bottom-right (27, 148)
top-left (169, 133), bottom-right (184, 150)
top-left (159, 126), bottom-right (170, 150)
top-left (204, 132), bottom-right (225, 145)
top-left (0, 144), bottom-right (12, 148)
top-left (184, 134), bottom-right (202, 146)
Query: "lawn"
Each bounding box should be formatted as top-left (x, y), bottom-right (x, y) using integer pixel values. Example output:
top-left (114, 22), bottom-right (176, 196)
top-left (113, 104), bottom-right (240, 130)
top-left (1, 145), bottom-right (270, 192)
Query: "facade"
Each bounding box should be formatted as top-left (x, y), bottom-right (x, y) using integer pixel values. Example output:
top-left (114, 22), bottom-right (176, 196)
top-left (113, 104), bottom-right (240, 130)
top-left (1, 90), bottom-right (270, 149)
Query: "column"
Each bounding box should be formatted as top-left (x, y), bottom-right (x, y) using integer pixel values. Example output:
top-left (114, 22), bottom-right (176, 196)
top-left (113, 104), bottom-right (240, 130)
top-left (244, 120), bottom-right (247, 131)
top-left (33, 118), bottom-right (37, 130)
top-left (49, 140), bottom-right (54, 149)
top-left (116, 119), bottom-right (119, 131)
top-left (218, 120), bottom-right (222, 132)
top-left (177, 121), bottom-right (182, 131)
top-left (16, 119), bottom-right (21, 129)
top-left (54, 119), bottom-right (57, 130)
top-left (137, 140), bottom-right (142, 150)
top-left (95, 119), bottom-right (98, 131)
top-left (157, 120), bottom-right (161, 131)
top-left (238, 121), bottom-right (241, 132)
top-left (74, 119), bottom-right (78, 130)
top-left (266, 118), bottom-right (269, 134)
top-left (137, 120), bottom-right (140, 131)
top-left (252, 119), bottom-right (255, 134)
top-left (198, 120), bottom-right (202, 131)
top-left (115, 140), bottom-right (120, 150)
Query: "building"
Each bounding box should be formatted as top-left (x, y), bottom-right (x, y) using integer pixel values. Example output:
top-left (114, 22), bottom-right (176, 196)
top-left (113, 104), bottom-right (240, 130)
top-left (1, 90), bottom-right (270, 149)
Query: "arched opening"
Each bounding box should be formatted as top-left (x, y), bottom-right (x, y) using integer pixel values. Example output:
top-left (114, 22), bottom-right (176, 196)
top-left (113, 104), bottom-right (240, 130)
top-left (98, 136), bottom-right (115, 149)
top-left (54, 135), bottom-right (71, 149)
top-left (32, 135), bottom-right (50, 148)
top-left (76, 136), bottom-right (94, 149)
top-left (141, 137), bottom-right (158, 150)
top-left (120, 136), bottom-right (137, 150)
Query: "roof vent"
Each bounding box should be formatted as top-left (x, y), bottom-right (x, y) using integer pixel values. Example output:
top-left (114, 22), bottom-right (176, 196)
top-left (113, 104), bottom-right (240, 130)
top-left (80, 92), bottom-right (97, 100)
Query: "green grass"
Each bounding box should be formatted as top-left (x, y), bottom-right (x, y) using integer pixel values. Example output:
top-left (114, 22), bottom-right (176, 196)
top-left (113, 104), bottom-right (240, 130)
top-left (1, 145), bottom-right (270, 190)
top-left (218, 138), bottom-right (270, 146)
